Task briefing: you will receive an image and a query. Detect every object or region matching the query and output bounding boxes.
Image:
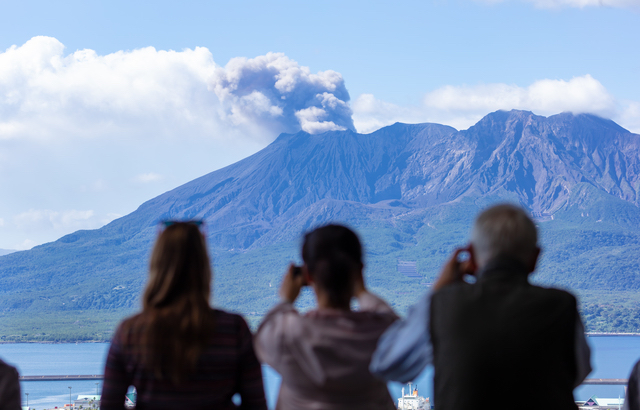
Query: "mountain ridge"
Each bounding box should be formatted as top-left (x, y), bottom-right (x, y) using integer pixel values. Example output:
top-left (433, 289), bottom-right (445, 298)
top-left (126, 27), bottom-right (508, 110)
top-left (2, 109), bottom-right (640, 340)
top-left (103, 109), bottom-right (640, 251)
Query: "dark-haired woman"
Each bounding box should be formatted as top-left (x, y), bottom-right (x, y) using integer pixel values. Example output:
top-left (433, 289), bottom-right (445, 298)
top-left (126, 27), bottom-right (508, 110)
top-left (101, 222), bottom-right (267, 410)
top-left (254, 224), bottom-right (398, 410)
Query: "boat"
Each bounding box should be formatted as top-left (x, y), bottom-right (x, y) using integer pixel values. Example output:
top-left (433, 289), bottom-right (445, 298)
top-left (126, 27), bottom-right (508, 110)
top-left (397, 382), bottom-right (430, 409)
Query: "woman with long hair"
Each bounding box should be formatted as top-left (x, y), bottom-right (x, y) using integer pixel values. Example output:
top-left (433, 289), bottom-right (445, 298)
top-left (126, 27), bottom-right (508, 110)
top-left (254, 224), bottom-right (398, 410)
top-left (101, 221), bottom-right (267, 410)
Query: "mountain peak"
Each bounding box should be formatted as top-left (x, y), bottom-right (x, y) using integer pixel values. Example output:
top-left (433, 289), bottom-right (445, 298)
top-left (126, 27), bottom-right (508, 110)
top-left (482, 109), bottom-right (535, 121)
top-left (548, 111), bottom-right (630, 133)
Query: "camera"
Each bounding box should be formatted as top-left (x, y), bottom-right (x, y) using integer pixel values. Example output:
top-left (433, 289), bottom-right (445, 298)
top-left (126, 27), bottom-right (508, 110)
top-left (292, 266), bottom-right (303, 277)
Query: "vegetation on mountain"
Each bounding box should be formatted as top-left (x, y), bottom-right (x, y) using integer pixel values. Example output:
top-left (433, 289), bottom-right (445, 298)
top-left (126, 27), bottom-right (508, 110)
top-left (1, 110), bottom-right (640, 341)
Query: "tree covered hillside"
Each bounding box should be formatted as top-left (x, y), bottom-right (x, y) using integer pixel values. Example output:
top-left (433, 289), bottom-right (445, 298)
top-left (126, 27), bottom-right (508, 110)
top-left (1, 110), bottom-right (640, 341)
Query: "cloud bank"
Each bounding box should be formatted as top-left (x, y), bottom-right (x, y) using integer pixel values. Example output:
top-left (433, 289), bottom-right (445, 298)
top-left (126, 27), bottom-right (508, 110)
top-left (353, 75), bottom-right (639, 134)
top-left (0, 36), bottom-right (353, 144)
top-left (0, 37), bottom-right (354, 249)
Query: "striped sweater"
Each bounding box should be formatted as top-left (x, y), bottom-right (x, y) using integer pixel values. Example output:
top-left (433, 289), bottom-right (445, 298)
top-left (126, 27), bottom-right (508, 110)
top-left (101, 309), bottom-right (267, 410)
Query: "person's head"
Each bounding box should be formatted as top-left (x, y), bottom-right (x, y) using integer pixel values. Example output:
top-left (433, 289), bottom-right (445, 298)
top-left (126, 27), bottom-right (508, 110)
top-left (470, 204), bottom-right (540, 272)
top-left (302, 224), bottom-right (363, 309)
top-left (134, 221), bottom-right (213, 384)
top-left (144, 221), bottom-right (211, 311)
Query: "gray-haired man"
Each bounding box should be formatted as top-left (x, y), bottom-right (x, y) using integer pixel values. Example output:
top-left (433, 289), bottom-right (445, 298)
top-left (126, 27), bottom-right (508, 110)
top-left (370, 204), bottom-right (591, 410)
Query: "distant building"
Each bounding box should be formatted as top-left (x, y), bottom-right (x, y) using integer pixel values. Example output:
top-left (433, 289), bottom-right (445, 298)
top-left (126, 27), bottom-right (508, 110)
top-left (397, 383), bottom-right (430, 409)
top-left (397, 260), bottom-right (421, 279)
top-left (580, 395), bottom-right (624, 408)
top-left (74, 394), bottom-right (100, 408)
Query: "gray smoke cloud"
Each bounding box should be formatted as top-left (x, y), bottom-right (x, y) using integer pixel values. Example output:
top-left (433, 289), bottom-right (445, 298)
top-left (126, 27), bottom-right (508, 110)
top-left (211, 52), bottom-right (355, 134)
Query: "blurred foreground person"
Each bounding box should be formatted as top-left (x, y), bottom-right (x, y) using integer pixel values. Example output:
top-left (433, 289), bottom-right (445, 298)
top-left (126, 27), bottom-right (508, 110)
top-left (0, 359), bottom-right (20, 410)
top-left (624, 359), bottom-right (640, 410)
top-left (255, 224), bottom-right (398, 410)
top-left (101, 221), bottom-right (266, 410)
top-left (371, 204), bottom-right (592, 410)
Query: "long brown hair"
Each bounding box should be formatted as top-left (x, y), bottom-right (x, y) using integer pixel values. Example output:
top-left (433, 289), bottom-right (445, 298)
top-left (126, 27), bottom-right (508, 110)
top-left (125, 222), bottom-right (214, 384)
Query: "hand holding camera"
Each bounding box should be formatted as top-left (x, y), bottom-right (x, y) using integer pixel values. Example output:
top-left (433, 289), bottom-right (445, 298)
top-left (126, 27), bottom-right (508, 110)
top-left (433, 245), bottom-right (477, 291)
top-left (280, 263), bottom-right (307, 303)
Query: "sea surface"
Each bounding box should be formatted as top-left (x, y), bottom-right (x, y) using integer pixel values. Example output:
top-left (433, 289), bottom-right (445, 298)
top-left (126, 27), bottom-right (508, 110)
top-left (1, 336), bottom-right (638, 409)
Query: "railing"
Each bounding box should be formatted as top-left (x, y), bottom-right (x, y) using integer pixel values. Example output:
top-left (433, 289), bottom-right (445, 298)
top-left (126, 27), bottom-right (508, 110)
top-left (19, 375), bottom-right (629, 385)
top-left (581, 379), bottom-right (628, 385)
top-left (20, 375), bottom-right (103, 381)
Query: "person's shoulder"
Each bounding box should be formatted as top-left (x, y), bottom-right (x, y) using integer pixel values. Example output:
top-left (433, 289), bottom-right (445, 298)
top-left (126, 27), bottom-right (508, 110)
top-left (110, 312), bottom-right (148, 345)
top-left (529, 284), bottom-right (576, 299)
top-left (212, 308), bottom-right (251, 330)
top-left (347, 310), bottom-right (398, 325)
top-left (356, 311), bottom-right (399, 332)
top-left (432, 281), bottom-right (473, 298)
top-left (119, 311), bottom-right (144, 326)
top-left (0, 358), bottom-right (19, 387)
top-left (213, 308), bottom-right (243, 320)
top-left (0, 358), bottom-right (17, 374)
top-left (529, 284), bottom-right (577, 307)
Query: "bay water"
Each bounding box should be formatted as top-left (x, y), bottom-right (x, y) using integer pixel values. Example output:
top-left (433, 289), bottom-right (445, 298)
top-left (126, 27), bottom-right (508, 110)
top-left (1, 336), bottom-right (637, 409)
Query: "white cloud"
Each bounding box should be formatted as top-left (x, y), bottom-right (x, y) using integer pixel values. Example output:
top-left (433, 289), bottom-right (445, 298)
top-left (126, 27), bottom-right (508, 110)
top-left (0, 37), bottom-right (352, 144)
top-left (0, 37), bottom-right (355, 249)
top-left (134, 173), bottom-right (163, 183)
top-left (617, 101), bottom-right (640, 134)
top-left (0, 37), bottom-right (218, 141)
top-left (14, 209), bottom-right (95, 231)
top-left (8, 209), bottom-right (121, 249)
top-left (353, 75), bottom-right (639, 134)
top-left (423, 75), bottom-right (615, 115)
top-left (0, 218), bottom-right (4, 227)
top-left (352, 94), bottom-right (430, 134)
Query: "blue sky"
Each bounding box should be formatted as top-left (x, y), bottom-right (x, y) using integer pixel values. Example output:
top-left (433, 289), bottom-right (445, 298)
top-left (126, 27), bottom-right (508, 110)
top-left (0, 0), bottom-right (638, 249)
top-left (2, 0), bottom-right (638, 104)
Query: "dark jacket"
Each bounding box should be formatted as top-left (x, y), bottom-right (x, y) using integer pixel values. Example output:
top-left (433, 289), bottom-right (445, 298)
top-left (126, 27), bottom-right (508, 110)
top-left (430, 257), bottom-right (578, 410)
top-left (0, 359), bottom-right (21, 410)
top-left (625, 359), bottom-right (640, 410)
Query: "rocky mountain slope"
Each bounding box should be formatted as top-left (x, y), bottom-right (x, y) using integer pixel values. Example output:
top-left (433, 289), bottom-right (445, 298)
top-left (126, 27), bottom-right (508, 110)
top-left (97, 109), bottom-right (640, 250)
top-left (1, 109), bottom-right (640, 340)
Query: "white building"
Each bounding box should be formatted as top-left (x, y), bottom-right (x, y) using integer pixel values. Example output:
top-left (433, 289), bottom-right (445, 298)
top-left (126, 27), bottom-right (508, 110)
top-left (397, 383), bottom-right (430, 410)
top-left (74, 394), bottom-right (101, 408)
top-left (581, 395), bottom-right (624, 408)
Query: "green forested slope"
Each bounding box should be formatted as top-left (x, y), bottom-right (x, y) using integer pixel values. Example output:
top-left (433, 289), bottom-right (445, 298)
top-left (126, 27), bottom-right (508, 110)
top-left (2, 110), bottom-right (640, 341)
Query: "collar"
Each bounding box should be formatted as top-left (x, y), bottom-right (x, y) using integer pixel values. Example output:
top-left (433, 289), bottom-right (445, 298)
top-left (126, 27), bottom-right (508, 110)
top-left (476, 255), bottom-right (531, 284)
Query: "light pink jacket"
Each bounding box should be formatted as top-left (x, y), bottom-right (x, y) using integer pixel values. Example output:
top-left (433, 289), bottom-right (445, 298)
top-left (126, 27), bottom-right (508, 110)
top-left (254, 292), bottom-right (398, 410)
